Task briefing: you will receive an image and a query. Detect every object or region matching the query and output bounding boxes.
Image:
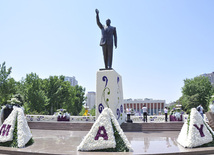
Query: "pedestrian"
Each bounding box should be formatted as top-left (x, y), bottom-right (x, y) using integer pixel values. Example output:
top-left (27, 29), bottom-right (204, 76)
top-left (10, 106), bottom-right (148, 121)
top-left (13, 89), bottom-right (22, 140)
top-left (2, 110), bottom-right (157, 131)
top-left (164, 107), bottom-right (168, 122)
top-left (142, 104), bottom-right (148, 122)
top-left (197, 104), bottom-right (204, 119)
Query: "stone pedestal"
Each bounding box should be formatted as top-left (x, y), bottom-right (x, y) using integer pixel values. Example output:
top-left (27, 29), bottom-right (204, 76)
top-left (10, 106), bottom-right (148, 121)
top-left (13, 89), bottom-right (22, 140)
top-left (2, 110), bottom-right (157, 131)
top-left (96, 69), bottom-right (125, 125)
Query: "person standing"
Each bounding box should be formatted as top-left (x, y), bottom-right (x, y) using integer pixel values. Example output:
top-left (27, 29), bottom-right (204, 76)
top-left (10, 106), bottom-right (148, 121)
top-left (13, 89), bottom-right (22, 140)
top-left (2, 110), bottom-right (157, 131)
top-left (197, 104), bottom-right (204, 119)
top-left (142, 105), bottom-right (148, 122)
top-left (164, 107), bottom-right (168, 122)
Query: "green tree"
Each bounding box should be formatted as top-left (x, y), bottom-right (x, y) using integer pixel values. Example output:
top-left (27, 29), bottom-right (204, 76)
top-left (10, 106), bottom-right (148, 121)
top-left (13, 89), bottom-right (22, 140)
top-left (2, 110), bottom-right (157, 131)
top-left (89, 105), bottom-right (96, 116)
top-left (180, 76), bottom-right (213, 113)
top-left (79, 106), bottom-right (86, 116)
top-left (0, 62), bottom-right (16, 105)
top-left (23, 73), bottom-right (49, 114)
top-left (43, 76), bottom-right (86, 115)
top-left (43, 76), bottom-right (64, 114)
top-left (72, 85), bottom-right (85, 115)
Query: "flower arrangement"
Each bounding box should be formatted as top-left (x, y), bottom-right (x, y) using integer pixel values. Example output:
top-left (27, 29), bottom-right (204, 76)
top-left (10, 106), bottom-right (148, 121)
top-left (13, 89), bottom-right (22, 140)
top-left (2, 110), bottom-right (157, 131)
top-left (177, 108), bottom-right (213, 148)
top-left (77, 108), bottom-right (133, 152)
top-left (7, 98), bottom-right (21, 106)
top-left (0, 106), bottom-right (34, 148)
top-left (170, 105), bottom-right (184, 120)
top-left (55, 109), bottom-right (70, 121)
top-left (1, 97), bottom-right (23, 125)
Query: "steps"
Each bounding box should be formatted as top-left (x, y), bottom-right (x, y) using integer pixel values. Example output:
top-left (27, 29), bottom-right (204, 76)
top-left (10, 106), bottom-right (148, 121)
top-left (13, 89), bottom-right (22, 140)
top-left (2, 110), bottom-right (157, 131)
top-left (28, 122), bottom-right (93, 131)
top-left (121, 122), bottom-right (183, 131)
top-left (28, 121), bottom-right (183, 131)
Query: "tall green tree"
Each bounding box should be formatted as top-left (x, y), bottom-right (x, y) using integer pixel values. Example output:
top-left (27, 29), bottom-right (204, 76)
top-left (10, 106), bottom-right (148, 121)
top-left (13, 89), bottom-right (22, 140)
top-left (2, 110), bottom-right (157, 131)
top-left (72, 85), bottom-right (85, 115)
top-left (59, 81), bottom-right (75, 114)
top-left (23, 73), bottom-right (49, 114)
top-left (180, 76), bottom-right (213, 113)
top-left (0, 62), bottom-right (16, 105)
top-left (42, 76), bottom-right (86, 115)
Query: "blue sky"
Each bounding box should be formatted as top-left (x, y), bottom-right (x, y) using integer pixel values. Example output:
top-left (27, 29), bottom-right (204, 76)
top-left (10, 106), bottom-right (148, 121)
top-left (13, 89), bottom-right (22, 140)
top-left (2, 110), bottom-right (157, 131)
top-left (0, 0), bottom-right (214, 103)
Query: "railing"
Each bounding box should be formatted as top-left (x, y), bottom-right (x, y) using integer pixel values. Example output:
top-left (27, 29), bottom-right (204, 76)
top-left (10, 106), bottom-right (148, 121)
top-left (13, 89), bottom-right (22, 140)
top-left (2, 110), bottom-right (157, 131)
top-left (130, 115), bottom-right (189, 123)
top-left (26, 115), bottom-right (96, 123)
top-left (26, 114), bottom-right (188, 123)
top-left (26, 114), bottom-right (208, 123)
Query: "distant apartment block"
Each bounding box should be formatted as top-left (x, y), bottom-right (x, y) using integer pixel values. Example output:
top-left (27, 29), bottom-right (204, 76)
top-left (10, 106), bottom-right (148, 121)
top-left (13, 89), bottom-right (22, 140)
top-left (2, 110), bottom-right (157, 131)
top-left (64, 76), bottom-right (78, 86)
top-left (123, 98), bottom-right (166, 115)
top-left (86, 91), bottom-right (96, 110)
top-left (201, 72), bottom-right (214, 86)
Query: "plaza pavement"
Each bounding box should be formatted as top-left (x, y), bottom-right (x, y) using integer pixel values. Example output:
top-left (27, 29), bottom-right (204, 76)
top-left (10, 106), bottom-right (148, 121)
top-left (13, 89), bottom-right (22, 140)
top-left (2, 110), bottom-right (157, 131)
top-left (1, 129), bottom-right (214, 154)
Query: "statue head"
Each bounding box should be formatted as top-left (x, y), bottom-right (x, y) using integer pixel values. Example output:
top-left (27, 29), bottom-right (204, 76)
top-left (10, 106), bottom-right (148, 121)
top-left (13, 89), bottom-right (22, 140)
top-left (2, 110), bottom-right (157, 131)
top-left (106, 19), bottom-right (111, 26)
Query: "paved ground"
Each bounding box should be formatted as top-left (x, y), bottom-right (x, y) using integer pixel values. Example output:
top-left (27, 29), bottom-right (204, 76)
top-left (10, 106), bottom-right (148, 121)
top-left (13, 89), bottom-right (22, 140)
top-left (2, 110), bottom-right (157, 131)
top-left (1, 130), bottom-right (214, 155)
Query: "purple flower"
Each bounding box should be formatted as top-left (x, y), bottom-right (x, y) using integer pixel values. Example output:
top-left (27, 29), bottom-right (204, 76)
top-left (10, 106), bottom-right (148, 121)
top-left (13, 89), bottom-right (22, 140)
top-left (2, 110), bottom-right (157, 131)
top-left (94, 126), bottom-right (108, 140)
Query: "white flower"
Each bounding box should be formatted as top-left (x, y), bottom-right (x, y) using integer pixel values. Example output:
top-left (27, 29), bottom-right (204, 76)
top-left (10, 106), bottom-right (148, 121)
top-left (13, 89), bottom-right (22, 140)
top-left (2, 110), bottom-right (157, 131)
top-left (77, 108), bottom-right (133, 152)
top-left (177, 108), bottom-right (213, 148)
top-left (0, 107), bottom-right (32, 147)
top-left (174, 112), bottom-right (181, 119)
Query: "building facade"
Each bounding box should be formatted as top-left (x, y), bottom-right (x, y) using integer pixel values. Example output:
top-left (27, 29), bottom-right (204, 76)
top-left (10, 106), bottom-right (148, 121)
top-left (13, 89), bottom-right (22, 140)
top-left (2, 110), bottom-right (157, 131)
top-left (123, 98), bottom-right (165, 115)
top-left (201, 72), bottom-right (214, 87)
top-left (64, 76), bottom-right (78, 86)
top-left (86, 91), bottom-right (96, 110)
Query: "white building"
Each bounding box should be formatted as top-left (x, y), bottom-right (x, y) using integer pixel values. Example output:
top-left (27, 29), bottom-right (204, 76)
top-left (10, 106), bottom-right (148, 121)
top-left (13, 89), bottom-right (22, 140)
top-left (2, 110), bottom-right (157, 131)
top-left (64, 76), bottom-right (78, 86)
top-left (86, 91), bottom-right (96, 110)
top-left (201, 72), bottom-right (214, 86)
top-left (123, 98), bottom-right (166, 115)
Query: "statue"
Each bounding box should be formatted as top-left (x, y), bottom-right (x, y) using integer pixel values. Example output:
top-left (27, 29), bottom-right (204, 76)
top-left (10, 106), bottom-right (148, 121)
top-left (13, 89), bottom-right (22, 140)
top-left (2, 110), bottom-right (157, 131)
top-left (95, 9), bottom-right (117, 69)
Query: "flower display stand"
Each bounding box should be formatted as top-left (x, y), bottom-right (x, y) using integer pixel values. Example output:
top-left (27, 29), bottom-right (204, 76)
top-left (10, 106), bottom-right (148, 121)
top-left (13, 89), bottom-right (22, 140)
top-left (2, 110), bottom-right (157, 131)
top-left (170, 115), bottom-right (183, 121)
top-left (57, 116), bottom-right (70, 121)
top-left (177, 108), bottom-right (214, 148)
top-left (0, 106), bottom-right (33, 148)
top-left (96, 69), bottom-right (125, 125)
top-left (78, 108), bottom-right (132, 152)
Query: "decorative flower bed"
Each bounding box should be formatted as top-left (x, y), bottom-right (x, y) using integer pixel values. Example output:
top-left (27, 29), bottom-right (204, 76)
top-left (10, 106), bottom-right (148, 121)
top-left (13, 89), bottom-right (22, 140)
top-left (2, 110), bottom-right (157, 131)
top-left (177, 108), bottom-right (214, 148)
top-left (170, 106), bottom-right (184, 121)
top-left (54, 109), bottom-right (70, 121)
top-left (0, 106), bottom-right (34, 148)
top-left (77, 108), bottom-right (133, 152)
top-left (26, 115), bottom-right (96, 122)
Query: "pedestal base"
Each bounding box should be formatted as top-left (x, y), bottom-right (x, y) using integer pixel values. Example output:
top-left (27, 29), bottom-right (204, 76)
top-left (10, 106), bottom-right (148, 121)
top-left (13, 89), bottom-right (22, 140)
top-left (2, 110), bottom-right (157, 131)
top-left (96, 69), bottom-right (125, 125)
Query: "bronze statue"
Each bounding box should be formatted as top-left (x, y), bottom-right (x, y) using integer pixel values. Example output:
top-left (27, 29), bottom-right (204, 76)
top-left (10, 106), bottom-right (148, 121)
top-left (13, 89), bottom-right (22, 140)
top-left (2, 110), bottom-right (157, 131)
top-left (95, 9), bottom-right (117, 69)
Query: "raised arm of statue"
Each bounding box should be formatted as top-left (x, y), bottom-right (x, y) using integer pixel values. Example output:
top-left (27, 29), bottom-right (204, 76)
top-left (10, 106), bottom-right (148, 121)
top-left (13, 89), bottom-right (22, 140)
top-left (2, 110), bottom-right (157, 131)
top-left (114, 28), bottom-right (117, 48)
top-left (95, 9), bottom-right (103, 29)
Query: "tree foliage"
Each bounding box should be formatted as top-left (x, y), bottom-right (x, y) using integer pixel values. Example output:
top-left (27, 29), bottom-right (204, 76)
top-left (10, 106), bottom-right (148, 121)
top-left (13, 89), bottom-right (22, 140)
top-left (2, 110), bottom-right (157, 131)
top-left (89, 105), bottom-right (96, 116)
top-left (22, 73), bottom-right (85, 115)
top-left (179, 76), bottom-right (213, 114)
top-left (23, 73), bottom-right (49, 114)
top-left (0, 62), bottom-right (86, 115)
top-left (0, 62), bottom-right (16, 105)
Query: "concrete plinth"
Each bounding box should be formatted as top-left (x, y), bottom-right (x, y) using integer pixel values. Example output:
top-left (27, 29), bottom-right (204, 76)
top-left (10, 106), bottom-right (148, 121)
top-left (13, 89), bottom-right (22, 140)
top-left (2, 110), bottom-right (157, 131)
top-left (96, 69), bottom-right (125, 124)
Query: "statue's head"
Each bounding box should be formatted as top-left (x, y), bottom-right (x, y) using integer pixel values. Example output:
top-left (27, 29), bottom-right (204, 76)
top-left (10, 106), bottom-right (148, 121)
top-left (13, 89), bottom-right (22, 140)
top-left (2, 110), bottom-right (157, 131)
top-left (106, 19), bottom-right (111, 26)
